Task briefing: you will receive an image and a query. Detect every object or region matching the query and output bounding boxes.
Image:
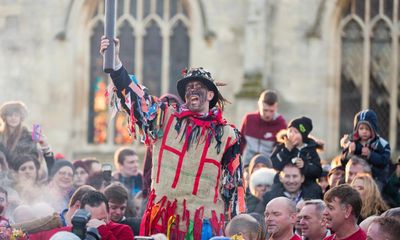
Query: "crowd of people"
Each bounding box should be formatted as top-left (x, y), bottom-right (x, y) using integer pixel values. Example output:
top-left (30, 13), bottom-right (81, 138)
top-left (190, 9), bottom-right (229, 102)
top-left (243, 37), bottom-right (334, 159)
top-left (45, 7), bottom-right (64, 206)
top-left (0, 37), bottom-right (399, 240)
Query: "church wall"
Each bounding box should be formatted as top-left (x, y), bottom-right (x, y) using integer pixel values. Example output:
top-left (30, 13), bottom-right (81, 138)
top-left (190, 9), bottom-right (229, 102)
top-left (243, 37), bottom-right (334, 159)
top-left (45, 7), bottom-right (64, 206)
top-left (0, 0), bottom-right (344, 161)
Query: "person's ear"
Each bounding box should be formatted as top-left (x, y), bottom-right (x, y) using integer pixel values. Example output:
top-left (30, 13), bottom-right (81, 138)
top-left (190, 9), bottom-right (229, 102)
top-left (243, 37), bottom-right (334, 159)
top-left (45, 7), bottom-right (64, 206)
top-left (279, 173), bottom-right (284, 183)
top-left (290, 212), bottom-right (297, 225)
top-left (343, 204), bottom-right (353, 219)
top-left (74, 200), bottom-right (81, 209)
top-left (207, 91), bottom-right (214, 101)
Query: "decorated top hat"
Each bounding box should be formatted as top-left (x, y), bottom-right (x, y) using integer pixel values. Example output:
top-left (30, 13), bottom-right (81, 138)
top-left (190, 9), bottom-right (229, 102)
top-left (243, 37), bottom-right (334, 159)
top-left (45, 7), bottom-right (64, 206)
top-left (177, 67), bottom-right (223, 109)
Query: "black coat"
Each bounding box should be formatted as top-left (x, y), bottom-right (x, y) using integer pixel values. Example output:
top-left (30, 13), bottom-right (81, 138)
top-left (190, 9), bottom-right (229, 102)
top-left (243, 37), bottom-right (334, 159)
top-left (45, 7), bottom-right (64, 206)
top-left (270, 138), bottom-right (322, 184)
top-left (253, 182), bottom-right (323, 215)
top-left (245, 187), bottom-right (260, 213)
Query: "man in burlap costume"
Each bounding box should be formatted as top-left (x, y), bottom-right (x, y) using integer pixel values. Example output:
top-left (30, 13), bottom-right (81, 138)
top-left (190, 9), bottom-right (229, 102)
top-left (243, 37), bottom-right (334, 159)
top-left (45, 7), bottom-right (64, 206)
top-left (100, 37), bottom-right (245, 239)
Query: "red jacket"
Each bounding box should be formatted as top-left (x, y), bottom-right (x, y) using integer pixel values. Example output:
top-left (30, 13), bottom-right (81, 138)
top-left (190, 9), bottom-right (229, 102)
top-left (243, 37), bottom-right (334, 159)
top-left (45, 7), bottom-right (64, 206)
top-left (239, 111), bottom-right (287, 165)
top-left (323, 228), bottom-right (366, 240)
top-left (99, 221), bottom-right (134, 240)
top-left (29, 221), bottom-right (134, 240)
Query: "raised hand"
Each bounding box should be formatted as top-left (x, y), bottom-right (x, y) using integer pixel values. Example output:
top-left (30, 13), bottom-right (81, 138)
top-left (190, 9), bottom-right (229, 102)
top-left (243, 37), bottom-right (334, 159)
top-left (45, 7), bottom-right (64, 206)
top-left (87, 218), bottom-right (106, 228)
top-left (100, 36), bottom-right (121, 68)
top-left (361, 147), bottom-right (370, 158)
top-left (348, 142), bottom-right (356, 153)
top-left (295, 158), bottom-right (304, 168)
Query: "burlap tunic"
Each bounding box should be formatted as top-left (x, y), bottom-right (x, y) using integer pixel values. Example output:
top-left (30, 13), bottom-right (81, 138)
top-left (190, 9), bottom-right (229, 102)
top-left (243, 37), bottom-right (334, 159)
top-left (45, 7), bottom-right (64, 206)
top-left (109, 66), bottom-right (243, 239)
top-left (151, 108), bottom-right (237, 221)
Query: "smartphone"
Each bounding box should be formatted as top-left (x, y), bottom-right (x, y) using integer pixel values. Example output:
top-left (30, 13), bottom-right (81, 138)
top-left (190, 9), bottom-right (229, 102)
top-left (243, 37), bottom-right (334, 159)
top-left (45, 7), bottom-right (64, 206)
top-left (32, 124), bottom-right (41, 142)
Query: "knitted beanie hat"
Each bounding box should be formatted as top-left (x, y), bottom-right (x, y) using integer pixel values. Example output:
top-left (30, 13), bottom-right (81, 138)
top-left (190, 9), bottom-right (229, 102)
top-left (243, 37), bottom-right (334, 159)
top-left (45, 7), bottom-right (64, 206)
top-left (50, 159), bottom-right (73, 179)
top-left (288, 116), bottom-right (313, 141)
top-left (248, 154), bottom-right (272, 175)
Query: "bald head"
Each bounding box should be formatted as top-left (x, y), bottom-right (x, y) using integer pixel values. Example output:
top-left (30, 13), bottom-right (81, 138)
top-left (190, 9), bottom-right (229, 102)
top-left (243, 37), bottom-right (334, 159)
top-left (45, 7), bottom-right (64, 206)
top-left (267, 197), bottom-right (296, 214)
top-left (265, 197), bottom-right (297, 239)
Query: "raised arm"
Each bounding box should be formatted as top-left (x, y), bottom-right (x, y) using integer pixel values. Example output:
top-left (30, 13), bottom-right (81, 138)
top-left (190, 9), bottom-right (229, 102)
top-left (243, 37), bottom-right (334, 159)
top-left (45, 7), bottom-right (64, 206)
top-left (99, 37), bottom-right (165, 144)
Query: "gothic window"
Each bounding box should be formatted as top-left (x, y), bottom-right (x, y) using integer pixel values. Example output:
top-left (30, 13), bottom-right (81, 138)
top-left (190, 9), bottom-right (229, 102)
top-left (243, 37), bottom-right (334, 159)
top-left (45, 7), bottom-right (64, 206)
top-left (88, 0), bottom-right (191, 145)
top-left (339, 0), bottom-right (400, 152)
top-left (143, 21), bottom-right (162, 96)
top-left (340, 20), bottom-right (363, 136)
top-left (88, 22), bottom-right (109, 144)
top-left (169, 21), bottom-right (190, 96)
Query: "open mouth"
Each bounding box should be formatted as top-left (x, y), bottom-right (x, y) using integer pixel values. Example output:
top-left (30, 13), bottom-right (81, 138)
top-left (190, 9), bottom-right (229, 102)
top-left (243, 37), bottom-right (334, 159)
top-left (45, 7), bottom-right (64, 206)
top-left (191, 95), bottom-right (199, 100)
top-left (61, 180), bottom-right (71, 185)
top-left (189, 95), bottom-right (200, 103)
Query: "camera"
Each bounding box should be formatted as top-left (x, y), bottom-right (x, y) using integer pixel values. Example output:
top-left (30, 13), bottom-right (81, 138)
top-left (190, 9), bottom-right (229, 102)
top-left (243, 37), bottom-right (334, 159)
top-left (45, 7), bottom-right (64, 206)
top-left (71, 209), bottom-right (101, 240)
top-left (102, 163), bottom-right (113, 186)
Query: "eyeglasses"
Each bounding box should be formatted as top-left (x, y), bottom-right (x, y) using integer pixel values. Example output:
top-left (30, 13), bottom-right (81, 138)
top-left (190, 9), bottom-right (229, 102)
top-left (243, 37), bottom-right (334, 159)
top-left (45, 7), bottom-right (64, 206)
top-left (57, 171), bottom-right (73, 177)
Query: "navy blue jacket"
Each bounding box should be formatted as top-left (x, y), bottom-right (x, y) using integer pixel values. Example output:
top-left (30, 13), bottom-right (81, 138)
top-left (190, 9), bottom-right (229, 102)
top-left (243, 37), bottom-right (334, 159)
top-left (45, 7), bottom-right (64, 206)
top-left (270, 138), bottom-right (322, 184)
top-left (341, 109), bottom-right (391, 183)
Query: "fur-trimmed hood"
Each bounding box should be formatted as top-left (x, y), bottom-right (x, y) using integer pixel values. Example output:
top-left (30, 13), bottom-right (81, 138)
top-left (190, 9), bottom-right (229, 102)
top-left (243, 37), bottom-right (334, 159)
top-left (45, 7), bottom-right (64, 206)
top-left (249, 168), bottom-right (276, 196)
top-left (276, 129), bottom-right (324, 150)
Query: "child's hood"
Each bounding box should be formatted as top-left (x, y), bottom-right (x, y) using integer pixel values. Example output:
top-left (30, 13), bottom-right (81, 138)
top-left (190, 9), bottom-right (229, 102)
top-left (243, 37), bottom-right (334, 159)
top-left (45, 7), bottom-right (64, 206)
top-left (353, 109), bottom-right (378, 137)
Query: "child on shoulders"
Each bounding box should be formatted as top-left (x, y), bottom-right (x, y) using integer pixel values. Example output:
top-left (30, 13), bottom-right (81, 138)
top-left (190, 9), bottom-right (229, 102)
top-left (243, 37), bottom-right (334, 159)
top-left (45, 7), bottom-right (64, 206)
top-left (341, 109), bottom-right (391, 188)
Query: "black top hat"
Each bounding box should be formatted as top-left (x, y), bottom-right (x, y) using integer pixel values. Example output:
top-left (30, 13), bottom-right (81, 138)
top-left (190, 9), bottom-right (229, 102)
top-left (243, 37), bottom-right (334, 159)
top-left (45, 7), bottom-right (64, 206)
top-left (177, 67), bottom-right (221, 108)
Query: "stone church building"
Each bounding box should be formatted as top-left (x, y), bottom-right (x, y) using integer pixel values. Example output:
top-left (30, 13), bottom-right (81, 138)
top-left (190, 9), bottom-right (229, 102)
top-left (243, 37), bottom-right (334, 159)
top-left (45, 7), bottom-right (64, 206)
top-left (0, 0), bottom-right (399, 163)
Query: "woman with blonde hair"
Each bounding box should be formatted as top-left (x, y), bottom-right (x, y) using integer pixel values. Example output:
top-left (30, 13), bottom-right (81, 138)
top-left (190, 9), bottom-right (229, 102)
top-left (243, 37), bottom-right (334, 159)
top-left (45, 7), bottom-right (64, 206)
top-left (0, 101), bottom-right (52, 181)
top-left (0, 101), bottom-right (35, 161)
top-left (351, 173), bottom-right (389, 221)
